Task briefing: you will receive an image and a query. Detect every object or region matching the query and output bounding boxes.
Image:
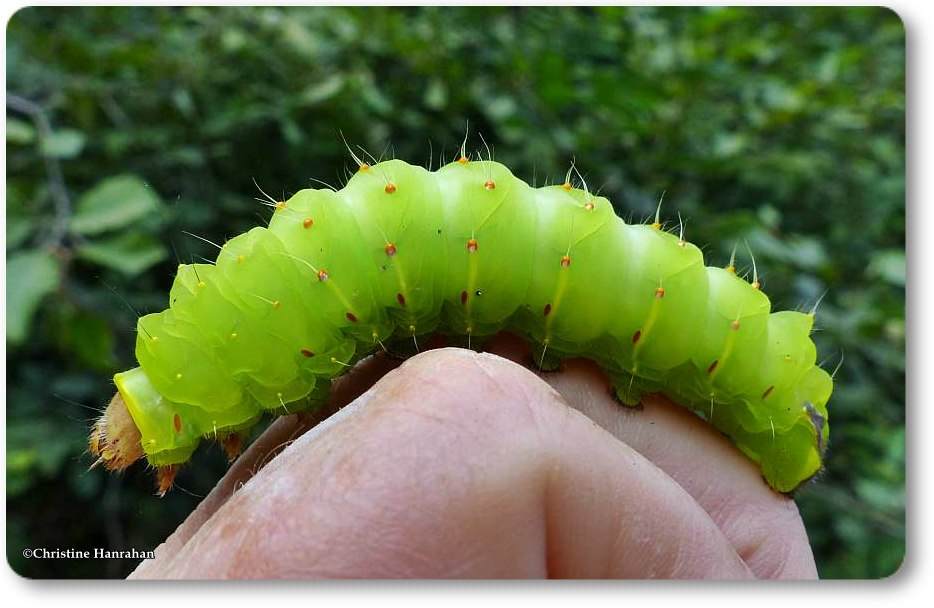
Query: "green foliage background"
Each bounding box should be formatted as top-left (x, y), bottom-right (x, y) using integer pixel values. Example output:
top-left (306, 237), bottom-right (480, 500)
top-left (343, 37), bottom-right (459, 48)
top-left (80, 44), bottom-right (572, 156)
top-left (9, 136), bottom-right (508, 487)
top-left (5, 6), bottom-right (904, 578)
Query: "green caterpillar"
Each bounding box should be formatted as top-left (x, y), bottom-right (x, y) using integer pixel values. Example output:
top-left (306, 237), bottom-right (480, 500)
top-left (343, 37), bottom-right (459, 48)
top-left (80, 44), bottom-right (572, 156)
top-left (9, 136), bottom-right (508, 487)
top-left (91, 152), bottom-right (832, 494)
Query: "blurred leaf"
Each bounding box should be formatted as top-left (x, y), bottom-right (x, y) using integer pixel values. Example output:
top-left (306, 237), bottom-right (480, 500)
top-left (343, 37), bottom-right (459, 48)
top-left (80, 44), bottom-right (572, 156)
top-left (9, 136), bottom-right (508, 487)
top-left (6, 249), bottom-right (60, 345)
top-left (39, 128), bottom-right (85, 158)
top-left (749, 229), bottom-right (829, 270)
top-left (51, 305), bottom-right (117, 371)
top-left (76, 231), bottom-right (169, 276)
top-left (7, 417), bottom-right (83, 496)
top-left (359, 82), bottom-right (392, 115)
top-left (6, 117), bottom-right (35, 144)
top-left (171, 88), bottom-right (196, 118)
top-left (299, 75), bottom-right (344, 106)
top-left (70, 175), bottom-right (163, 235)
top-left (424, 79), bottom-right (448, 110)
top-left (867, 249), bottom-right (905, 287)
top-left (757, 205), bottom-right (782, 230)
top-left (6, 216), bottom-right (33, 249)
top-left (484, 95), bottom-right (517, 121)
top-left (855, 478), bottom-right (904, 512)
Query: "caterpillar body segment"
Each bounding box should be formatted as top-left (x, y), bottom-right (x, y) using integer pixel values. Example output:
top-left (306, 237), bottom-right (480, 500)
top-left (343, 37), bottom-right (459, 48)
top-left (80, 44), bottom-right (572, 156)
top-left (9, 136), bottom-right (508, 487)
top-left (96, 158), bottom-right (832, 493)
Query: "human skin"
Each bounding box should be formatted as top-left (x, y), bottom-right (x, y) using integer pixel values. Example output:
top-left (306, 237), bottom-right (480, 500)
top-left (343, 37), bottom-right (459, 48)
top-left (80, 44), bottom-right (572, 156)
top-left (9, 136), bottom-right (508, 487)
top-left (129, 334), bottom-right (817, 579)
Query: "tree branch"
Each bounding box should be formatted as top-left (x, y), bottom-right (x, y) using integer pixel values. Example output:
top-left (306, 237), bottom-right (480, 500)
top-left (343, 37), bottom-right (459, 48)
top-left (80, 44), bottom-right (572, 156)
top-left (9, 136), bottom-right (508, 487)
top-left (7, 93), bottom-right (74, 248)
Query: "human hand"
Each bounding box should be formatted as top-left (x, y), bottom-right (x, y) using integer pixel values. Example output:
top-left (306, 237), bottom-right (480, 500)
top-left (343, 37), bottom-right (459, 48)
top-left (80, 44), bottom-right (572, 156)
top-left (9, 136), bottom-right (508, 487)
top-left (130, 334), bottom-right (817, 579)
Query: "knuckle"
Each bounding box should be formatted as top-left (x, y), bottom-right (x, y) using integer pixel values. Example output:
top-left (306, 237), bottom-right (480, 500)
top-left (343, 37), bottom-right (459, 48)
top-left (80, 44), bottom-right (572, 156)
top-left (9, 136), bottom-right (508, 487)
top-left (382, 348), bottom-right (563, 430)
top-left (728, 498), bottom-right (812, 578)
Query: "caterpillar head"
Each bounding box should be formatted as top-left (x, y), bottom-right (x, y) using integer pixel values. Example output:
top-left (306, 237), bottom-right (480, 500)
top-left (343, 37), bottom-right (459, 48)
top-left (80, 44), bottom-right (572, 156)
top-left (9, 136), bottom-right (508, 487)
top-left (89, 393), bottom-right (144, 472)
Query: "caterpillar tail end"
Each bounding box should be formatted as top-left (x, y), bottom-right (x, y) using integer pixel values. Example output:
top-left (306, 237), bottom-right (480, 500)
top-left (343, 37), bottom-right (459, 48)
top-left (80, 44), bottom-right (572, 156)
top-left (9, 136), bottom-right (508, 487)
top-left (88, 392), bottom-right (144, 472)
top-left (89, 390), bottom-right (180, 497)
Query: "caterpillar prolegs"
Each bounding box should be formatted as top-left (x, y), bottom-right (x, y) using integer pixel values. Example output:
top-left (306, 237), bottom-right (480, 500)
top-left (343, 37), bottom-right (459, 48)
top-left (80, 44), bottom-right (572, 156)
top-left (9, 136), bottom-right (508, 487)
top-left (89, 154), bottom-right (832, 495)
